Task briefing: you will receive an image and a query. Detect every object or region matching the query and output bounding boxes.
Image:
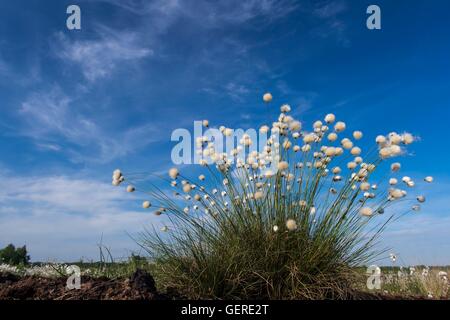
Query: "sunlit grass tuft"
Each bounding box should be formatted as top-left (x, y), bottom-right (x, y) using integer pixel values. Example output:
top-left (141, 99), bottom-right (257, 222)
top-left (114, 93), bottom-right (433, 299)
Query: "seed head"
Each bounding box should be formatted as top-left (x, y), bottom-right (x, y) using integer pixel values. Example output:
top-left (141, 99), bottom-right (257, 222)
top-left (286, 219), bottom-right (298, 231)
top-left (263, 93), bottom-right (273, 102)
top-left (325, 113), bottom-right (336, 124)
top-left (334, 121), bottom-right (346, 132)
top-left (359, 207), bottom-right (373, 216)
top-left (142, 201), bottom-right (151, 209)
top-left (169, 168), bottom-right (179, 179)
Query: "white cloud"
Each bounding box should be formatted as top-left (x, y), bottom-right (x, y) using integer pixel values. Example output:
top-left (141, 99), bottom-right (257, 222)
top-left (54, 28), bottom-right (152, 82)
top-left (0, 173), bottom-right (162, 261)
top-left (18, 86), bottom-right (160, 163)
top-left (310, 1), bottom-right (349, 46)
top-left (72, 0), bottom-right (299, 103)
top-left (0, 55), bottom-right (8, 76)
top-left (225, 82), bottom-right (251, 102)
top-left (373, 180), bottom-right (450, 265)
top-left (195, 0), bottom-right (299, 26)
top-left (379, 215), bottom-right (450, 266)
top-left (313, 0), bottom-right (347, 18)
top-left (102, 0), bottom-right (298, 26)
top-left (35, 143), bottom-right (62, 152)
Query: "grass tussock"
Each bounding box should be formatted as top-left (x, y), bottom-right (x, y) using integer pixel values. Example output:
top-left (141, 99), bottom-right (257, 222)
top-left (114, 93), bottom-right (433, 299)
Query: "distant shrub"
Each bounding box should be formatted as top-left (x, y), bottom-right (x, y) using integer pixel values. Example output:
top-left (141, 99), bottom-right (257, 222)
top-left (0, 244), bottom-right (30, 266)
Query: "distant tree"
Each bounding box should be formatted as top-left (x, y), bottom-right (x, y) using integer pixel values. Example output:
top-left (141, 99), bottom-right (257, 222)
top-left (0, 244), bottom-right (30, 265)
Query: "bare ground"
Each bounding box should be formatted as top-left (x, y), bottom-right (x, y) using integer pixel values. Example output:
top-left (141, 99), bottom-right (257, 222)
top-left (0, 270), bottom-right (437, 300)
top-left (0, 269), bottom-right (170, 300)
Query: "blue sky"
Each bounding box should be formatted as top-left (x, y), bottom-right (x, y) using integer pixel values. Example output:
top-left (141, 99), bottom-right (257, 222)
top-left (0, 0), bottom-right (449, 264)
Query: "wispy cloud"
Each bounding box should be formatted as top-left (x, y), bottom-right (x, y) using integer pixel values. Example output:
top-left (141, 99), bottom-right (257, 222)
top-left (18, 86), bottom-right (159, 163)
top-left (275, 80), bottom-right (317, 115)
top-left (0, 173), bottom-right (159, 261)
top-left (193, 0), bottom-right (299, 26)
top-left (0, 45), bottom-right (41, 86)
top-left (54, 28), bottom-right (152, 82)
top-left (311, 0), bottom-right (349, 46)
top-left (35, 143), bottom-right (62, 152)
top-left (380, 214), bottom-right (450, 265)
top-left (225, 82), bottom-right (251, 102)
top-left (77, 0), bottom-right (299, 104)
top-left (313, 0), bottom-right (347, 18)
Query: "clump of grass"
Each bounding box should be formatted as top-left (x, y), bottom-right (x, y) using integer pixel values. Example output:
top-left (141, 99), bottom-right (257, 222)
top-left (79, 242), bottom-right (155, 279)
top-left (113, 93), bottom-right (433, 299)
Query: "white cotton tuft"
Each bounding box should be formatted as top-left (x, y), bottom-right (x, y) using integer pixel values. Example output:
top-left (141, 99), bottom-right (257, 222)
top-left (286, 219), bottom-right (298, 231)
top-left (353, 131), bottom-right (363, 140)
top-left (280, 104), bottom-right (291, 113)
top-left (142, 201), bottom-right (151, 209)
top-left (376, 135), bottom-right (387, 145)
top-left (183, 184), bottom-right (192, 193)
top-left (169, 168), bottom-right (179, 179)
top-left (389, 178), bottom-right (398, 185)
top-left (277, 161), bottom-right (289, 171)
top-left (325, 147), bottom-right (336, 157)
top-left (391, 162), bottom-right (401, 172)
top-left (390, 189), bottom-right (404, 199)
top-left (402, 133), bottom-right (414, 145)
top-left (325, 113), bottom-right (336, 124)
top-left (264, 170), bottom-right (274, 178)
top-left (342, 140), bottom-right (353, 150)
top-left (402, 176), bottom-right (411, 183)
top-left (260, 125), bottom-right (269, 134)
top-left (359, 207), bottom-right (373, 217)
top-left (289, 120), bottom-right (301, 132)
top-left (254, 191), bottom-right (264, 200)
top-left (303, 133), bottom-right (316, 144)
top-left (424, 176), bottom-right (433, 183)
top-left (113, 169), bottom-right (122, 180)
top-left (263, 93), bottom-right (273, 102)
top-left (360, 182), bottom-right (370, 191)
top-left (313, 120), bottom-right (323, 129)
top-left (334, 121), bottom-right (346, 132)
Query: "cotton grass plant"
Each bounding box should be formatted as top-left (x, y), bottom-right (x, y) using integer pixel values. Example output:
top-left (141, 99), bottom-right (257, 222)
top-left (112, 93), bottom-right (433, 299)
top-left (381, 267), bottom-right (449, 298)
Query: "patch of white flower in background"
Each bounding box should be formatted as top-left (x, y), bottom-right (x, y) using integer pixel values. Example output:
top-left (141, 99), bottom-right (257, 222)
top-left (380, 266), bottom-right (449, 298)
top-left (0, 263), bottom-right (92, 278)
top-left (0, 263), bottom-right (20, 274)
